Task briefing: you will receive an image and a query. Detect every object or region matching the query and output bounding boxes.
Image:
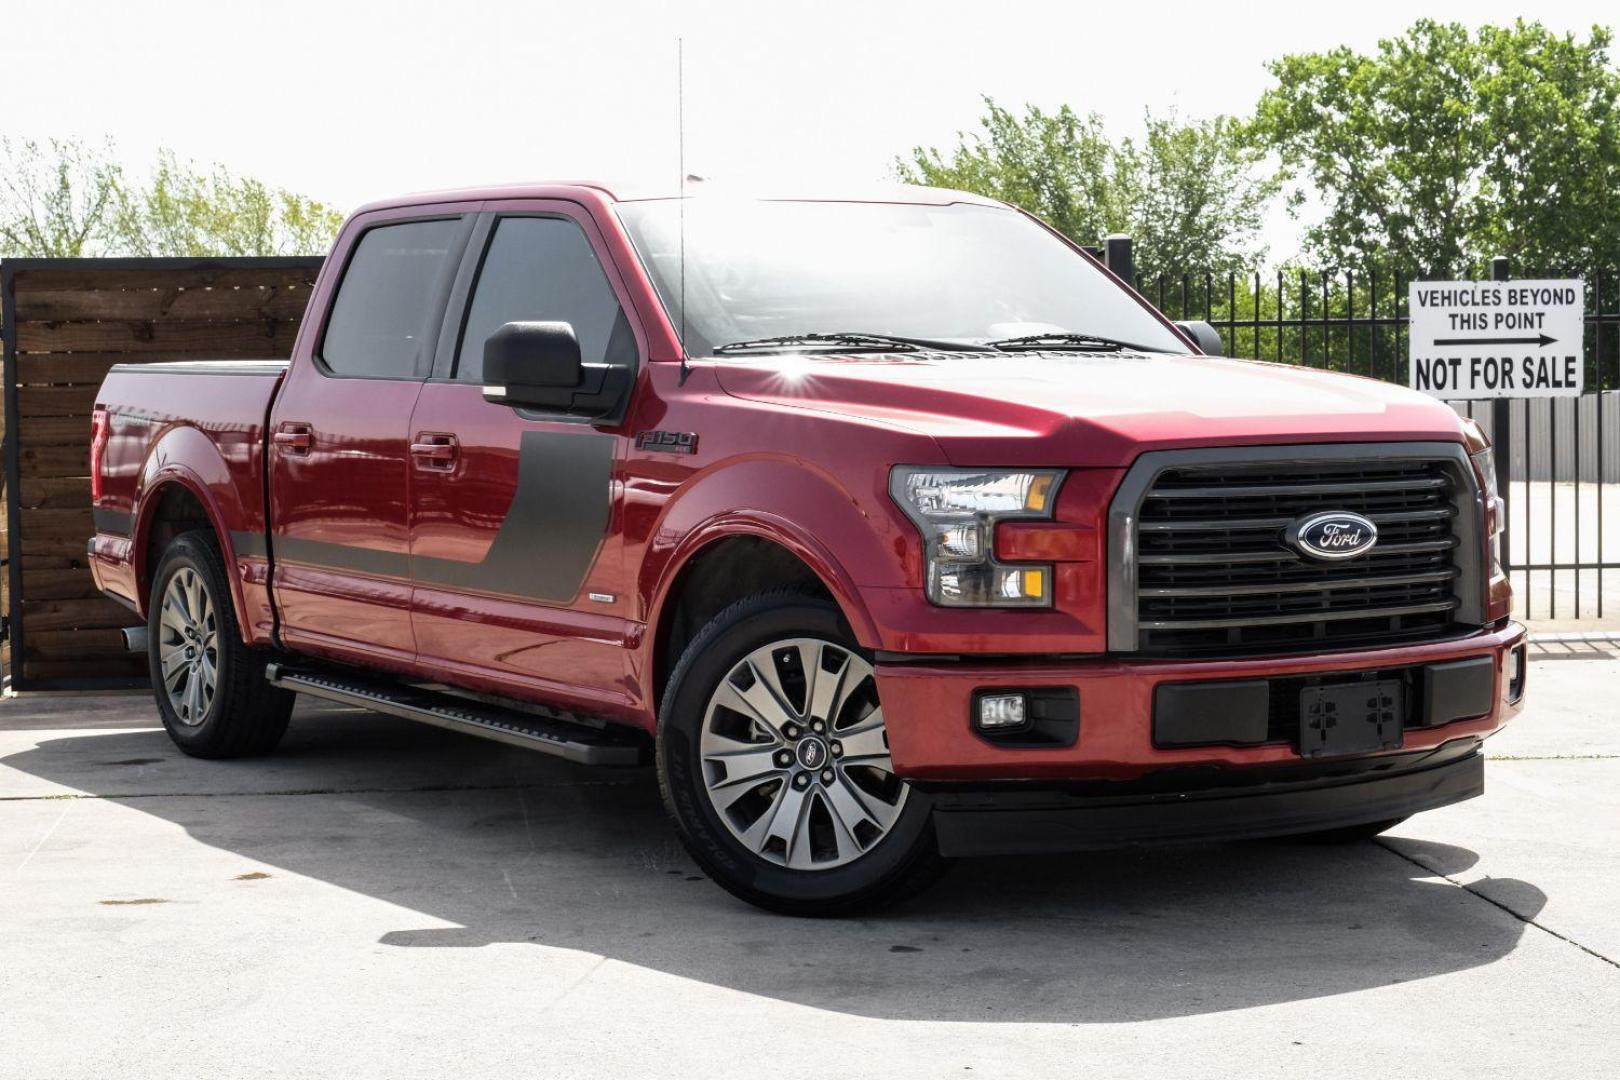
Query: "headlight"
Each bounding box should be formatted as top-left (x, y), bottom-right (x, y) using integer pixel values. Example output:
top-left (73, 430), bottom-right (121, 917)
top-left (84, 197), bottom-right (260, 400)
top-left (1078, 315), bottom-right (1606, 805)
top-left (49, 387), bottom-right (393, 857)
top-left (1471, 445), bottom-right (1504, 567)
top-left (890, 467), bottom-right (1064, 607)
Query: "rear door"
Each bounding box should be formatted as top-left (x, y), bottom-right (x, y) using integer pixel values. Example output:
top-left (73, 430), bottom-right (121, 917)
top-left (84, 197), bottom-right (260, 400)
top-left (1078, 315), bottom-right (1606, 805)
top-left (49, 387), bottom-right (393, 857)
top-left (268, 207), bottom-right (474, 668)
top-left (406, 203), bottom-right (643, 712)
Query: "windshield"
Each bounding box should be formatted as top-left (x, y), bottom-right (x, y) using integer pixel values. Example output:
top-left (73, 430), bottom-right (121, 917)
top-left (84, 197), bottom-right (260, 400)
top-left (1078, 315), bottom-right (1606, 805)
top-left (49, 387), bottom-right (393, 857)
top-left (616, 198), bottom-right (1187, 356)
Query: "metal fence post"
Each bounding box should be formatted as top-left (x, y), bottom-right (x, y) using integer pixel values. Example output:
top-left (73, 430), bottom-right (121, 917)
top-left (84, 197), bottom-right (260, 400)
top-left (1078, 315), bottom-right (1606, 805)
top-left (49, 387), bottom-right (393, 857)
top-left (1490, 255), bottom-right (1513, 576)
top-left (1105, 234), bottom-right (1134, 290)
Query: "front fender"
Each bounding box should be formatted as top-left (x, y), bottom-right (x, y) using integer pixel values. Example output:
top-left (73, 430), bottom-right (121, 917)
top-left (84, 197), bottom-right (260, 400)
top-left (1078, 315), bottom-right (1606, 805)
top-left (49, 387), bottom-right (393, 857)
top-left (640, 456), bottom-right (914, 651)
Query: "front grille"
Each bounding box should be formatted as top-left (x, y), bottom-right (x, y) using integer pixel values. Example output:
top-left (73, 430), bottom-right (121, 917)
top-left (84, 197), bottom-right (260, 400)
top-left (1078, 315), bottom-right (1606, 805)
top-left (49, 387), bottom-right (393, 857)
top-left (1111, 445), bottom-right (1484, 657)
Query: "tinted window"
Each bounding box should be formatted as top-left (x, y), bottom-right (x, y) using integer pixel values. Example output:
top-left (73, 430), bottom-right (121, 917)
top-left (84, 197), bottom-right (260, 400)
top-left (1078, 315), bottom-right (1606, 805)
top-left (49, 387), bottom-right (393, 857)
top-left (456, 216), bottom-right (632, 383)
top-left (321, 218), bottom-right (462, 378)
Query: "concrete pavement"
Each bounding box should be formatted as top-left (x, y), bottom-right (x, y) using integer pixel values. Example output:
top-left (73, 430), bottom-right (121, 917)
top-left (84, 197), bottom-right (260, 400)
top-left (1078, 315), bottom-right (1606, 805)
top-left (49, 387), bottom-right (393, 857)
top-left (2, 644), bottom-right (1617, 1078)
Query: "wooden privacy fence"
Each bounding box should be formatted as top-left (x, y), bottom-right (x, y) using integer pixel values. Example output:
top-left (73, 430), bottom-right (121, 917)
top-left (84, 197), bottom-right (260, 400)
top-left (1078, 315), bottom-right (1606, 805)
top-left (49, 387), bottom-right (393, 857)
top-left (1, 257), bottom-right (324, 690)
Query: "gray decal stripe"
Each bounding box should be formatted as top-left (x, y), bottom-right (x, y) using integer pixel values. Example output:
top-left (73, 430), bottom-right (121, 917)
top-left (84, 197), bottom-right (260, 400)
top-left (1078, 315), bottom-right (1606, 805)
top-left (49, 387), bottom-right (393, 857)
top-left (92, 509), bottom-right (133, 536)
top-left (412, 430), bottom-right (614, 602)
top-left (230, 532), bottom-right (270, 560)
top-left (252, 430), bottom-right (615, 602)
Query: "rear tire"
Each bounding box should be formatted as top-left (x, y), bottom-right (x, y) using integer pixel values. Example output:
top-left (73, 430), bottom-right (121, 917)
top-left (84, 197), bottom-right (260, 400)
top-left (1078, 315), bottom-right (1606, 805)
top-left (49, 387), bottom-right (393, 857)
top-left (657, 588), bottom-right (945, 916)
top-left (148, 530), bottom-right (293, 759)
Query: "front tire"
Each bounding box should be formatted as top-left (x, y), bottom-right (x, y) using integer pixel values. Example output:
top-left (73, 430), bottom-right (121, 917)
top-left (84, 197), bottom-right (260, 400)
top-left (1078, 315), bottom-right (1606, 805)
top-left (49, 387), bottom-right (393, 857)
top-left (148, 531), bottom-right (293, 758)
top-left (657, 589), bottom-right (944, 916)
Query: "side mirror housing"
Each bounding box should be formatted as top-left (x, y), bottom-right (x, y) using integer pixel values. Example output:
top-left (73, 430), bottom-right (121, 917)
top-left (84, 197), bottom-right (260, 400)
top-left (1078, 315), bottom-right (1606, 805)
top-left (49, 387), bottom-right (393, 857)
top-left (482, 321), bottom-right (628, 417)
top-left (1174, 320), bottom-right (1224, 357)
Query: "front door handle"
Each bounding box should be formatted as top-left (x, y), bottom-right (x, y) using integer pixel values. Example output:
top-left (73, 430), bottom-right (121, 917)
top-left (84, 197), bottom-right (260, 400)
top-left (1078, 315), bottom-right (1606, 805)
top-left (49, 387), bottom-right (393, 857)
top-left (410, 433), bottom-right (460, 469)
top-left (274, 423), bottom-right (313, 455)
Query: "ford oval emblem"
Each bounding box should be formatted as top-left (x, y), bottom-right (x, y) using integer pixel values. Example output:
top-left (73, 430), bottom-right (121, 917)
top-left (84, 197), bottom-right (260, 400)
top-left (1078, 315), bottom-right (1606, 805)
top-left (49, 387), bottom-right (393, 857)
top-left (1286, 511), bottom-right (1379, 561)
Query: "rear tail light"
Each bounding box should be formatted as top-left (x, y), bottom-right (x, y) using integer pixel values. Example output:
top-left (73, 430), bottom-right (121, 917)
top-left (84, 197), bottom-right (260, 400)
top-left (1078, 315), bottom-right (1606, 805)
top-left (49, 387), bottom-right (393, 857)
top-left (90, 408), bottom-right (110, 503)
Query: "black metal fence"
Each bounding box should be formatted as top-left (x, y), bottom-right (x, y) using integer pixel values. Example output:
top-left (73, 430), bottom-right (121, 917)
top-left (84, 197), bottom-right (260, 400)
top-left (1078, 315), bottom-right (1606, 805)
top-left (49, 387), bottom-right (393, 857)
top-left (1104, 239), bottom-right (1620, 623)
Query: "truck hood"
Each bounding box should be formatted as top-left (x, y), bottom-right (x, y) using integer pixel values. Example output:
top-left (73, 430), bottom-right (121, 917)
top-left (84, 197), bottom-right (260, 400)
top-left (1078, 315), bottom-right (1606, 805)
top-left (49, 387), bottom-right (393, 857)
top-left (712, 350), bottom-right (1466, 467)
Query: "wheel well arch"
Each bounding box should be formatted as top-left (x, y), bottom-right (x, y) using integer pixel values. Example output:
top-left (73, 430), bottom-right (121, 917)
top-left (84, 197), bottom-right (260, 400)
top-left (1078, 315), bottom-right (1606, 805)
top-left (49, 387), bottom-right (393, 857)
top-left (132, 475), bottom-right (250, 640)
top-left (649, 535), bottom-right (837, 713)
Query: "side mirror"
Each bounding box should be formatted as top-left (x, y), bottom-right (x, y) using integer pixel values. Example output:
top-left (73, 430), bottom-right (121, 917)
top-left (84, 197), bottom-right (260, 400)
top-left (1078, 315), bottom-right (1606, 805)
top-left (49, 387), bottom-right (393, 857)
top-left (482, 321), bottom-right (628, 417)
top-left (1174, 320), bottom-right (1224, 357)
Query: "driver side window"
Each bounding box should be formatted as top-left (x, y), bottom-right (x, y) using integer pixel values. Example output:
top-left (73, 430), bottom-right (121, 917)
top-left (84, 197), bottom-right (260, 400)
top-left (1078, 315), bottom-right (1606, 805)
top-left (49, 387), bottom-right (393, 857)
top-left (455, 216), bottom-right (634, 383)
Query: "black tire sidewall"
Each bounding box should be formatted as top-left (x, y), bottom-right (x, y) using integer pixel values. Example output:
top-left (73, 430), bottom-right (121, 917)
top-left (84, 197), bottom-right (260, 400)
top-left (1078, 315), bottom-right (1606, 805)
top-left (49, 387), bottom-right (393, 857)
top-left (657, 592), bottom-right (936, 913)
top-left (148, 534), bottom-right (233, 747)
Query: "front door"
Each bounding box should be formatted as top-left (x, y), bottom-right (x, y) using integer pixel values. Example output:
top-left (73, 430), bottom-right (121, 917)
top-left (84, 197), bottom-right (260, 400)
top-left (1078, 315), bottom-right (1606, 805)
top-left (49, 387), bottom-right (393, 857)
top-left (268, 211), bottom-right (472, 669)
top-left (407, 206), bottom-right (642, 713)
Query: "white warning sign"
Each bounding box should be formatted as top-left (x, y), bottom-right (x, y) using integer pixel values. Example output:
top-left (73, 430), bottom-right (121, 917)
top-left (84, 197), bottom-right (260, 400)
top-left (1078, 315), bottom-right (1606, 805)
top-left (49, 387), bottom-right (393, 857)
top-left (1408, 279), bottom-right (1584, 399)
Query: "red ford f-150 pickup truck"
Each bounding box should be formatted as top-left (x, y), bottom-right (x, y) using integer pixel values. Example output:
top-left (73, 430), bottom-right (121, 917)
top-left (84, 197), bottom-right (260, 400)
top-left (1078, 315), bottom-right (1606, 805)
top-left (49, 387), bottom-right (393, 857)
top-left (90, 183), bottom-right (1526, 914)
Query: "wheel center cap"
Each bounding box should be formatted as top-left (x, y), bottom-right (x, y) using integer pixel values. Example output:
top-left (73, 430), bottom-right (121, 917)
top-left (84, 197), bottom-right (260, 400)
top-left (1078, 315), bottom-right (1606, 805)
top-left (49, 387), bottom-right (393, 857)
top-left (795, 735), bottom-right (829, 771)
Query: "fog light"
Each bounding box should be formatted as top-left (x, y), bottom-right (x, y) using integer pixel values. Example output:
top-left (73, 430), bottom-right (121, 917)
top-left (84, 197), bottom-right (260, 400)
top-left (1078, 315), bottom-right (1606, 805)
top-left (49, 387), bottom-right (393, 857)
top-left (1506, 644), bottom-right (1527, 704)
top-left (975, 692), bottom-right (1028, 731)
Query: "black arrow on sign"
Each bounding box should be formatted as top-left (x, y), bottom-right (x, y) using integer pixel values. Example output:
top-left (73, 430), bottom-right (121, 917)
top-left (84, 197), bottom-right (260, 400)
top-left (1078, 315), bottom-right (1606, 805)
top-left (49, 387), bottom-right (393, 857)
top-left (1433, 333), bottom-right (1557, 347)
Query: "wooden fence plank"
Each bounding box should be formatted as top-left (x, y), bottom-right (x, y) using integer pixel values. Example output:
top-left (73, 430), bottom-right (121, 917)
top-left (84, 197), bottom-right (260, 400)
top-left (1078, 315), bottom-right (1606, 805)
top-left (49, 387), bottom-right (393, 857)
top-left (12, 266), bottom-right (320, 292)
top-left (22, 660), bottom-right (148, 681)
top-left (19, 566), bottom-right (100, 600)
top-left (21, 597), bottom-right (138, 631)
top-left (18, 416), bottom-right (91, 446)
top-left (16, 318), bottom-right (301, 354)
top-left (18, 354), bottom-right (126, 385)
top-left (19, 477), bottom-right (92, 508)
top-left (18, 385), bottom-right (100, 417)
top-left (15, 286), bottom-right (314, 322)
top-left (18, 444), bottom-right (90, 477)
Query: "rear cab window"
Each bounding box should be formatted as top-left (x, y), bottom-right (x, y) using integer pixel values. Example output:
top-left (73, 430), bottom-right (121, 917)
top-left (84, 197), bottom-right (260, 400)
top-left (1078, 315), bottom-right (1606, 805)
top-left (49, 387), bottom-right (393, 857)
top-left (321, 218), bottom-right (465, 379)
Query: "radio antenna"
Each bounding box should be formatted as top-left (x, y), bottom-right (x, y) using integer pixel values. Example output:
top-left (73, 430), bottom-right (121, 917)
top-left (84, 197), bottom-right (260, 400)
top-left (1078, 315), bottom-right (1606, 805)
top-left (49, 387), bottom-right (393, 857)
top-left (677, 37), bottom-right (690, 385)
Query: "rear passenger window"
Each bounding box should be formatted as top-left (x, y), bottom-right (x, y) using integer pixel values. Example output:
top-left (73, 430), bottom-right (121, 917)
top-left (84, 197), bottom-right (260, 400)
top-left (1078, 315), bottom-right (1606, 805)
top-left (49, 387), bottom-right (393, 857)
top-left (456, 216), bottom-right (633, 383)
top-left (321, 218), bottom-right (462, 378)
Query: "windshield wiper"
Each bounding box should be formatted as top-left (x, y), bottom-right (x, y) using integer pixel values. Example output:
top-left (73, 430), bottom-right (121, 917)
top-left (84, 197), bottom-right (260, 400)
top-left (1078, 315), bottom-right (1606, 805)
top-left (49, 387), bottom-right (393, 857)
top-left (713, 332), bottom-right (989, 355)
top-left (987, 332), bottom-right (1153, 353)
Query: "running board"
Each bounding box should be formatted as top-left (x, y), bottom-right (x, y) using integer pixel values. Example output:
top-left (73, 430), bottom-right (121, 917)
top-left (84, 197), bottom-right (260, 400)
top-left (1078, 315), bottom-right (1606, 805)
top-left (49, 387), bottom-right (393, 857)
top-left (265, 664), bottom-right (646, 766)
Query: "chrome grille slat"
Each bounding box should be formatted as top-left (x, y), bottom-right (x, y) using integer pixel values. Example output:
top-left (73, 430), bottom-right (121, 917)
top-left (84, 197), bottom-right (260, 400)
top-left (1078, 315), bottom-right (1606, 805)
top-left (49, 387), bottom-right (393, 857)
top-left (1140, 568), bottom-right (1459, 598)
top-left (1139, 598), bottom-right (1461, 631)
top-left (1145, 477), bottom-right (1449, 500)
top-left (1138, 507), bottom-right (1455, 532)
top-left (1135, 538), bottom-right (1458, 565)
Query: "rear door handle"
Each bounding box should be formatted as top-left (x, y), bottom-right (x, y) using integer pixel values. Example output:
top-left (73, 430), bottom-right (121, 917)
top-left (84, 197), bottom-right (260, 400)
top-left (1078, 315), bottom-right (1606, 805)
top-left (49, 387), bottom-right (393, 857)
top-left (273, 423), bottom-right (313, 455)
top-left (410, 433), bottom-right (460, 469)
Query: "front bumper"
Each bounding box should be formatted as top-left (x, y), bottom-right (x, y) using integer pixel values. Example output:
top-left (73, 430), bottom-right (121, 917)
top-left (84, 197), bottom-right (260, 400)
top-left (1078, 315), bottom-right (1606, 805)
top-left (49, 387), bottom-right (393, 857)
top-left (926, 740), bottom-right (1483, 856)
top-left (875, 621), bottom-right (1527, 783)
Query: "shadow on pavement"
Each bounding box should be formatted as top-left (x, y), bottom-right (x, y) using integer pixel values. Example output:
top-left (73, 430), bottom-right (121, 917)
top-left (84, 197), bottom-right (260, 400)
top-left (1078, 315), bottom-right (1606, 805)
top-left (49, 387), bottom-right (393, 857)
top-left (2, 698), bottom-right (1547, 1023)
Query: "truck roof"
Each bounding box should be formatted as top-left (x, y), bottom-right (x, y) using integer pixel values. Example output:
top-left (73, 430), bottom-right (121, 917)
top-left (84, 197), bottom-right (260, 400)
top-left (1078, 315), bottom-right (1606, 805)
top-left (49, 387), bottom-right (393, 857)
top-left (350, 180), bottom-right (1008, 214)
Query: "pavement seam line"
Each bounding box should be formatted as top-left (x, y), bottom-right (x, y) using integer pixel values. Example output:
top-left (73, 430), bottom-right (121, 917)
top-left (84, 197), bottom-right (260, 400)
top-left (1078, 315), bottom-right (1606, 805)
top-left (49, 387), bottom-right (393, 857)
top-left (1374, 839), bottom-right (1620, 971)
top-left (0, 779), bottom-right (649, 802)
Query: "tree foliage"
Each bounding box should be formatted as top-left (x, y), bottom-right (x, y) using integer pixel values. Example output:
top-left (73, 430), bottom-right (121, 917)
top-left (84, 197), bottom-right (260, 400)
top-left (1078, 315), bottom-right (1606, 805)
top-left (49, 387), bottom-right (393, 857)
top-left (0, 138), bottom-right (343, 258)
top-left (896, 98), bottom-right (1276, 279)
top-left (0, 138), bottom-right (124, 257)
top-left (1252, 20), bottom-right (1620, 274)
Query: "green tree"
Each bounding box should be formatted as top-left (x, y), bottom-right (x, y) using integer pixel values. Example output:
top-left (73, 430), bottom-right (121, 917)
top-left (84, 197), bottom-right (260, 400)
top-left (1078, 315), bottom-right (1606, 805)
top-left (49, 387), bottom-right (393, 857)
top-left (1252, 20), bottom-right (1620, 274)
top-left (0, 137), bottom-right (124, 256)
top-left (897, 99), bottom-right (1126, 247)
top-left (1115, 112), bottom-right (1279, 281)
top-left (896, 99), bottom-right (1275, 279)
top-left (0, 138), bottom-right (343, 258)
top-left (110, 150), bottom-right (344, 257)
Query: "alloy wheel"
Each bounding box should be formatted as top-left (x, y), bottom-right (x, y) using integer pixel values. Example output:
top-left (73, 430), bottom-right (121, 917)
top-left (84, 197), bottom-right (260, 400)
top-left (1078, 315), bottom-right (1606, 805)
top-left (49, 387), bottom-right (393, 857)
top-left (699, 637), bottom-right (908, 870)
top-left (158, 567), bottom-right (219, 726)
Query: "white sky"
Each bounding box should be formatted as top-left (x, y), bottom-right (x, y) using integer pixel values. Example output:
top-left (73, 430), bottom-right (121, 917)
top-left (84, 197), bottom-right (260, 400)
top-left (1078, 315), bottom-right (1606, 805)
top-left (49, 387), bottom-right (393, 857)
top-left (5, 0), bottom-right (1616, 262)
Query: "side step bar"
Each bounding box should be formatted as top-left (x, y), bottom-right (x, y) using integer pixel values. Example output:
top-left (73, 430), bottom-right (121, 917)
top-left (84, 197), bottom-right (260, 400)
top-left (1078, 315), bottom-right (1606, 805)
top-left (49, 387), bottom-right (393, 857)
top-left (265, 663), bottom-right (646, 766)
